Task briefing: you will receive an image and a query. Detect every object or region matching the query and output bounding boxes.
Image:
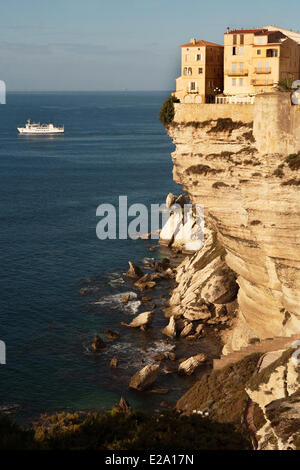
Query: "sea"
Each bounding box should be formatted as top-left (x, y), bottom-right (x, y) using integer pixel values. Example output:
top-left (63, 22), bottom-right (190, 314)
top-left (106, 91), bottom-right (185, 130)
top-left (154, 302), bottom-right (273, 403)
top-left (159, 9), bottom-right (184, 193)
top-left (0, 92), bottom-right (219, 422)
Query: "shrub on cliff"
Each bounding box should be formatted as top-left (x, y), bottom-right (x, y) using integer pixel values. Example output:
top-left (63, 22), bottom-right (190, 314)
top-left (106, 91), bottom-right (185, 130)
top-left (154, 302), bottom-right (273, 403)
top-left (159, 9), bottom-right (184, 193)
top-left (277, 77), bottom-right (294, 92)
top-left (159, 96), bottom-right (179, 127)
top-left (0, 410), bottom-right (251, 450)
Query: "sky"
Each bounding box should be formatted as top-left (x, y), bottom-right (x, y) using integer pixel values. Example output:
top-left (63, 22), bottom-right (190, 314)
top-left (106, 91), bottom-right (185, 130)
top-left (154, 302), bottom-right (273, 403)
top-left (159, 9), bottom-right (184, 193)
top-left (1, 0), bottom-right (300, 91)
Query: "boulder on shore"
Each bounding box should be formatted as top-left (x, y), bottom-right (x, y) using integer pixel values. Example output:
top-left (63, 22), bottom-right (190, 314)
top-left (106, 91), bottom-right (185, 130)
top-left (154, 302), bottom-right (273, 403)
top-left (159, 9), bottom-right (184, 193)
top-left (105, 329), bottom-right (120, 340)
top-left (110, 356), bottom-right (119, 368)
top-left (178, 353), bottom-right (207, 376)
top-left (91, 334), bottom-right (106, 352)
top-left (129, 363), bottom-right (160, 391)
top-left (166, 193), bottom-right (176, 208)
top-left (127, 261), bottom-right (143, 279)
top-left (134, 274), bottom-right (156, 291)
top-left (180, 322), bottom-right (194, 338)
top-left (161, 316), bottom-right (177, 338)
top-left (123, 311), bottom-right (154, 329)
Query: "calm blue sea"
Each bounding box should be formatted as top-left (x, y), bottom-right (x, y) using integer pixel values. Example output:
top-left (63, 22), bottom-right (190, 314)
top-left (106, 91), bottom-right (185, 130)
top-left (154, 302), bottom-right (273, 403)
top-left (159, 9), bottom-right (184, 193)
top-left (0, 92), bottom-right (218, 421)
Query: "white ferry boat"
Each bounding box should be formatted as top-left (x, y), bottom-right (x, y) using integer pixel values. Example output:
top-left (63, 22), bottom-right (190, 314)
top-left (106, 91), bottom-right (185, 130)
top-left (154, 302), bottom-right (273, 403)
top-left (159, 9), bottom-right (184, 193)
top-left (17, 120), bottom-right (64, 135)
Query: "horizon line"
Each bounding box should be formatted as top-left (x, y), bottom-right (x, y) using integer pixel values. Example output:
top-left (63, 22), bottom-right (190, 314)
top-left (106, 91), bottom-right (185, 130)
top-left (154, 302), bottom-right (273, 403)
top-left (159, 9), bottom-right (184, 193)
top-left (6, 89), bottom-right (172, 93)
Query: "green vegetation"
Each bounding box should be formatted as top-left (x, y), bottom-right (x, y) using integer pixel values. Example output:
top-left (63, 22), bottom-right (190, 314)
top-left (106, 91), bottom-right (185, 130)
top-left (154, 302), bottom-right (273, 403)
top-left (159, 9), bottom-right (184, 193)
top-left (212, 181), bottom-right (229, 189)
top-left (277, 77), bottom-right (294, 92)
top-left (242, 130), bottom-right (256, 143)
top-left (285, 152), bottom-right (300, 171)
top-left (159, 96), bottom-right (179, 127)
top-left (281, 178), bottom-right (300, 186)
top-left (250, 220), bottom-right (262, 226)
top-left (0, 410), bottom-right (251, 450)
top-left (183, 120), bottom-right (213, 129)
top-left (185, 164), bottom-right (222, 176)
top-left (273, 167), bottom-right (285, 178)
top-left (207, 118), bottom-right (250, 134)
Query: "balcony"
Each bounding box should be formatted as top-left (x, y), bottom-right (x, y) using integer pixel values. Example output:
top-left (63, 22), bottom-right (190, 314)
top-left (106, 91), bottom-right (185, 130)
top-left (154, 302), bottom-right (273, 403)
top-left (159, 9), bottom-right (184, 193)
top-left (254, 68), bottom-right (271, 74)
top-left (251, 79), bottom-right (274, 86)
top-left (226, 69), bottom-right (249, 76)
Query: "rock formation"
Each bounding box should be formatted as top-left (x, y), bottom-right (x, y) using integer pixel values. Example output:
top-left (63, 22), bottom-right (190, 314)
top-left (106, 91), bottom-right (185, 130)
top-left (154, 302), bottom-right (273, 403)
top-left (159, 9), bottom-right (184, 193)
top-left (178, 353), bottom-right (207, 375)
top-left (91, 334), bottom-right (106, 352)
top-left (127, 261), bottom-right (143, 279)
top-left (166, 93), bottom-right (300, 351)
top-left (122, 311), bottom-right (154, 329)
top-left (161, 316), bottom-right (177, 338)
top-left (129, 363), bottom-right (160, 391)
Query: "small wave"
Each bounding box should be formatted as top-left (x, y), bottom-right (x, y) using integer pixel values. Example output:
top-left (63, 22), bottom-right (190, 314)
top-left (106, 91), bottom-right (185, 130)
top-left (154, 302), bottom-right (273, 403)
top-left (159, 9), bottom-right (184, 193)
top-left (107, 273), bottom-right (125, 287)
top-left (93, 291), bottom-right (141, 315)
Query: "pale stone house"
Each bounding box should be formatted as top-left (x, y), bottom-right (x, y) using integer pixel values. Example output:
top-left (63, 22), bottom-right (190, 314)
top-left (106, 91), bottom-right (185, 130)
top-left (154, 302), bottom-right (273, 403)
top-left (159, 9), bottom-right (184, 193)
top-left (222, 27), bottom-right (300, 103)
top-left (173, 38), bottom-right (224, 103)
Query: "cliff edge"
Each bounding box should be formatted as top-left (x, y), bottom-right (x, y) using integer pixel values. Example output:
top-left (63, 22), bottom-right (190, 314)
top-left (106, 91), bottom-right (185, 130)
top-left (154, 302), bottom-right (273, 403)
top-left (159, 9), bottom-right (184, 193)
top-left (166, 92), bottom-right (300, 352)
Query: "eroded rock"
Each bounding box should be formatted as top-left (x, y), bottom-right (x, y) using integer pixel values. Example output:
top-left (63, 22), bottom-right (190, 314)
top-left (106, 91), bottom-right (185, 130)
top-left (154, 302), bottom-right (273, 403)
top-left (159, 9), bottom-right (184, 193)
top-left (178, 353), bottom-right (207, 376)
top-left (129, 363), bottom-right (160, 391)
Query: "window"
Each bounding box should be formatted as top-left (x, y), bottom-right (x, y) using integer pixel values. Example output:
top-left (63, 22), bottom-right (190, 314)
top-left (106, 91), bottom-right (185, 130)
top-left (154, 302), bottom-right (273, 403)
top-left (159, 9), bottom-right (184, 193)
top-left (233, 34), bottom-right (237, 45)
top-left (239, 47), bottom-right (244, 55)
top-left (240, 62), bottom-right (244, 72)
top-left (232, 46), bottom-right (237, 55)
top-left (267, 49), bottom-right (278, 57)
top-left (209, 80), bottom-right (214, 88)
top-left (257, 60), bottom-right (261, 72)
top-left (190, 82), bottom-right (196, 91)
top-left (232, 78), bottom-right (237, 86)
top-left (196, 54), bottom-right (202, 61)
top-left (239, 78), bottom-right (244, 86)
top-left (183, 67), bottom-right (188, 75)
top-left (257, 49), bottom-right (261, 55)
top-left (265, 61), bottom-right (270, 73)
top-left (240, 34), bottom-right (244, 45)
top-left (198, 67), bottom-right (203, 74)
top-left (188, 67), bottom-right (192, 75)
top-left (232, 63), bottom-right (237, 73)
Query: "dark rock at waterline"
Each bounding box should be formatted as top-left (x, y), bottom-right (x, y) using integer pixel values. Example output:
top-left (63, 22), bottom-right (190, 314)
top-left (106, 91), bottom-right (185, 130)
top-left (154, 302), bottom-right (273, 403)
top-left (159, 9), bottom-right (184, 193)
top-left (152, 353), bottom-right (166, 362)
top-left (105, 330), bottom-right (120, 340)
top-left (121, 293), bottom-right (130, 303)
top-left (110, 356), bottom-right (119, 368)
top-left (141, 296), bottom-right (152, 302)
top-left (112, 397), bottom-right (132, 413)
top-left (127, 261), bottom-right (143, 279)
top-left (154, 258), bottom-right (170, 273)
top-left (91, 334), bottom-right (106, 352)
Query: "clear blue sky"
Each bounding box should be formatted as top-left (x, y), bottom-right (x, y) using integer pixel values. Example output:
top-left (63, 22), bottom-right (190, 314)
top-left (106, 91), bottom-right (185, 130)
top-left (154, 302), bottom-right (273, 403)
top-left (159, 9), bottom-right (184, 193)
top-left (1, 0), bottom-right (300, 91)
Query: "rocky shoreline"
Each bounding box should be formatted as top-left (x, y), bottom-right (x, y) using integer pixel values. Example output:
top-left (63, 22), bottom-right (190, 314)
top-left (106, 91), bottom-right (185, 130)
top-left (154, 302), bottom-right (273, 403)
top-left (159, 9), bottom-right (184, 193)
top-left (86, 193), bottom-right (238, 403)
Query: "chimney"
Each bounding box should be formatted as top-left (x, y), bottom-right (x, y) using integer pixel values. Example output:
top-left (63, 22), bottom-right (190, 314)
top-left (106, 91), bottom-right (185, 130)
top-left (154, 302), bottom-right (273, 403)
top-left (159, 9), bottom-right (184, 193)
top-left (226, 27), bottom-right (230, 34)
top-left (190, 38), bottom-right (196, 44)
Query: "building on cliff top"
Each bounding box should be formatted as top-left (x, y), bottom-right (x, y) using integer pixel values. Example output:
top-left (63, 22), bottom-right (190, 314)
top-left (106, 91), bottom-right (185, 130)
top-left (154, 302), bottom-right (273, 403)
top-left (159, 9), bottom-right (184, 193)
top-left (173, 26), bottom-right (300, 105)
top-left (173, 38), bottom-right (224, 104)
top-left (222, 27), bottom-right (300, 103)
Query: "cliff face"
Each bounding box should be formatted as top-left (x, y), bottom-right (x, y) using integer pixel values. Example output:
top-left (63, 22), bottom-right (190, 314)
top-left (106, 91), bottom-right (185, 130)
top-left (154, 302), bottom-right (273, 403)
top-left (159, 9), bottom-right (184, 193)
top-left (167, 93), bottom-right (300, 352)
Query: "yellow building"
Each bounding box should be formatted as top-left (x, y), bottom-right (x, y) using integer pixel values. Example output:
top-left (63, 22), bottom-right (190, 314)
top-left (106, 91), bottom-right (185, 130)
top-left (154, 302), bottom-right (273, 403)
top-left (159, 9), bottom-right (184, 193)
top-left (222, 28), bottom-right (300, 103)
top-left (173, 38), bottom-right (224, 103)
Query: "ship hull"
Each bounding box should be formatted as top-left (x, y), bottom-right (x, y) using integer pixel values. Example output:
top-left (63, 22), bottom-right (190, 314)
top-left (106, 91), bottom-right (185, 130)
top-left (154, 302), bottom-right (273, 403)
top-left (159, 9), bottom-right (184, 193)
top-left (17, 128), bottom-right (64, 135)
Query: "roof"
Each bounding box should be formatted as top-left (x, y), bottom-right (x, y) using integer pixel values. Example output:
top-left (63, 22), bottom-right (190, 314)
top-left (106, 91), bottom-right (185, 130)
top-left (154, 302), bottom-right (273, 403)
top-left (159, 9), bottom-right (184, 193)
top-left (264, 25), bottom-right (300, 44)
top-left (180, 39), bottom-right (223, 48)
top-left (227, 28), bottom-right (266, 34)
top-left (254, 30), bottom-right (282, 36)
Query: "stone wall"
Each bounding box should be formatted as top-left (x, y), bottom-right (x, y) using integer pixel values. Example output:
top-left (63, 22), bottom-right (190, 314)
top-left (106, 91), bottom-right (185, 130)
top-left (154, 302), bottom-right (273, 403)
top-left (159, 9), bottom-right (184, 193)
top-left (173, 102), bottom-right (254, 124)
